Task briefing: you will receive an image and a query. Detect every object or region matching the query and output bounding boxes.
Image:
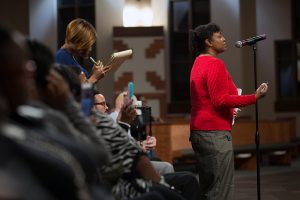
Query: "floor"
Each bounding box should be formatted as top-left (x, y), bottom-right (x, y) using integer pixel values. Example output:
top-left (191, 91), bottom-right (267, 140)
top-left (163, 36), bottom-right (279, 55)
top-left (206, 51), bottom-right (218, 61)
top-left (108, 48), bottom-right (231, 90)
top-left (174, 157), bottom-right (300, 200)
top-left (234, 157), bottom-right (300, 200)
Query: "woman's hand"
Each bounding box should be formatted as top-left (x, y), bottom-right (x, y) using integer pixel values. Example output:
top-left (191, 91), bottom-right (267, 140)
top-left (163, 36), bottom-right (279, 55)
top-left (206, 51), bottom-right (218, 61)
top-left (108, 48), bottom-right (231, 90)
top-left (142, 136), bottom-right (157, 151)
top-left (117, 100), bottom-right (136, 124)
top-left (255, 82), bottom-right (268, 99)
top-left (88, 62), bottom-right (112, 84)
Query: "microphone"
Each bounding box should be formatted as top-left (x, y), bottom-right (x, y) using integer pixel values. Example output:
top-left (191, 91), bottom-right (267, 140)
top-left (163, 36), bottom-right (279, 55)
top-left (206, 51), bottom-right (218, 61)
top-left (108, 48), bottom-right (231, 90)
top-left (235, 34), bottom-right (266, 48)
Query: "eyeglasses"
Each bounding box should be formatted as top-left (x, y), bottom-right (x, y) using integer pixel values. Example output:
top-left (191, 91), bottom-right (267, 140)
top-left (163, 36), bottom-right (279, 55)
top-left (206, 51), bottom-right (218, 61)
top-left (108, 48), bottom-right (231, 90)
top-left (94, 101), bottom-right (106, 106)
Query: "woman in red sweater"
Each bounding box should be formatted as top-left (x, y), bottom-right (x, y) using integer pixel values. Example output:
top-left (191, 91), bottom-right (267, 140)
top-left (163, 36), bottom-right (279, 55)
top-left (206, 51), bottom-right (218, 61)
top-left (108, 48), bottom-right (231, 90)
top-left (189, 23), bottom-right (268, 200)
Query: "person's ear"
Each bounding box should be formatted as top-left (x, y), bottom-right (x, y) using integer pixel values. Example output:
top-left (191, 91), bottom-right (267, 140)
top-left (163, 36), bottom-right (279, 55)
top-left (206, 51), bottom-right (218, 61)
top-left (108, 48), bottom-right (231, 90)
top-left (205, 39), bottom-right (212, 47)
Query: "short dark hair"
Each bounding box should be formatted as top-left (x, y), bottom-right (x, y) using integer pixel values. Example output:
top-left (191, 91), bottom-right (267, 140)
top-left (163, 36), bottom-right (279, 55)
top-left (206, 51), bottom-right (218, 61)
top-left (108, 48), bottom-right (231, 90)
top-left (93, 89), bottom-right (101, 97)
top-left (190, 22), bottom-right (221, 54)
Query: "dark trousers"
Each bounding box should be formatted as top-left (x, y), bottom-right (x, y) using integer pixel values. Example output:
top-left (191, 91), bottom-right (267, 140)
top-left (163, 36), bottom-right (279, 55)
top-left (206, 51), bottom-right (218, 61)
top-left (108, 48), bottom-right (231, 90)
top-left (164, 171), bottom-right (201, 200)
top-left (150, 182), bottom-right (186, 200)
top-left (133, 191), bottom-right (165, 200)
top-left (190, 130), bottom-right (234, 200)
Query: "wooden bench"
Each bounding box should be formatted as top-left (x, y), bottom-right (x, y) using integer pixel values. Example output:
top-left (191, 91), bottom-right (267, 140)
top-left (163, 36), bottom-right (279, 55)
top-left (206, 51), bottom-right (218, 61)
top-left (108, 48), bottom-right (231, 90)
top-left (151, 121), bottom-right (191, 163)
top-left (151, 118), bottom-right (297, 170)
top-left (234, 142), bottom-right (296, 170)
top-left (232, 117), bottom-right (297, 169)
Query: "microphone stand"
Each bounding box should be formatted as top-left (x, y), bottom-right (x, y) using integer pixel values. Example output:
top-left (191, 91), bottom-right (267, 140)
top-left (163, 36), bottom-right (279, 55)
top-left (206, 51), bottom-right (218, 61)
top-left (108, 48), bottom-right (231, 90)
top-left (142, 106), bottom-right (153, 157)
top-left (148, 106), bottom-right (152, 136)
top-left (252, 43), bottom-right (261, 200)
top-left (142, 106), bottom-right (152, 136)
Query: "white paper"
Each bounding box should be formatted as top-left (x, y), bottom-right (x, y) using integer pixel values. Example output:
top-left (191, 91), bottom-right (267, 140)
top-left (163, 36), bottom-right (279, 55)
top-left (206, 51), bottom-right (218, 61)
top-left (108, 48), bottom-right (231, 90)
top-left (106, 49), bottom-right (133, 72)
top-left (232, 88), bottom-right (242, 125)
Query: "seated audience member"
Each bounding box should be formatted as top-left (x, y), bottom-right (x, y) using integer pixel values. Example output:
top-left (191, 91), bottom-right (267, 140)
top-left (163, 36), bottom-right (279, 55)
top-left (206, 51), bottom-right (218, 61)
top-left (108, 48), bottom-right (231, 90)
top-left (93, 91), bottom-right (200, 200)
top-left (109, 91), bottom-right (175, 175)
top-left (0, 25), bottom-right (113, 200)
top-left (94, 93), bottom-right (109, 113)
top-left (130, 98), bottom-right (158, 159)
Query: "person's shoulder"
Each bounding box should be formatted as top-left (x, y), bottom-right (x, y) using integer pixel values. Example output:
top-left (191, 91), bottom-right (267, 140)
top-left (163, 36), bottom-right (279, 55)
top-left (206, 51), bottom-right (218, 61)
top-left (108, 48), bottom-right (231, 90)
top-left (208, 56), bottom-right (223, 64)
top-left (55, 48), bottom-right (69, 60)
top-left (203, 57), bottom-right (224, 70)
top-left (55, 48), bottom-right (67, 55)
top-left (195, 56), bottom-right (223, 68)
top-left (196, 55), bottom-right (222, 63)
top-left (201, 56), bottom-right (226, 75)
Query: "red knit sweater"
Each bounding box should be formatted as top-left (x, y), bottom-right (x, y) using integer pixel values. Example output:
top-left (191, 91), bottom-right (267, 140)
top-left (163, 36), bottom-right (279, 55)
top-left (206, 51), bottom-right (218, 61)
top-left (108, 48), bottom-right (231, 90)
top-left (190, 55), bottom-right (256, 131)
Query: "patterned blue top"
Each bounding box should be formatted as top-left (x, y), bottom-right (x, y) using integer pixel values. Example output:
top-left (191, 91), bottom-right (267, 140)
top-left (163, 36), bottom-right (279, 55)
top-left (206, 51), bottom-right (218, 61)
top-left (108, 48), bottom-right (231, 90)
top-left (55, 48), bottom-right (90, 78)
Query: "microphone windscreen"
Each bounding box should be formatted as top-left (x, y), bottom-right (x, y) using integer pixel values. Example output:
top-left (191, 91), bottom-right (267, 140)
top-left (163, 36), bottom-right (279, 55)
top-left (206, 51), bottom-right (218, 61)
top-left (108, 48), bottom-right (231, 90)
top-left (235, 41), bottom-right (243, 48)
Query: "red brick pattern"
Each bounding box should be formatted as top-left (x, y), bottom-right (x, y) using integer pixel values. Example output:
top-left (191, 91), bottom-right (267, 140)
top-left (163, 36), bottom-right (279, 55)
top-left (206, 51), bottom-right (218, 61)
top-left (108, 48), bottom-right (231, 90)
top-left (146, 71), bottom-right (165, 90)
top-left (114, 72), bottom-right (133, 92)
top-left (113, 40), bottom-right (129, 52)
top-left (145, 39), bottom-right (164, 58)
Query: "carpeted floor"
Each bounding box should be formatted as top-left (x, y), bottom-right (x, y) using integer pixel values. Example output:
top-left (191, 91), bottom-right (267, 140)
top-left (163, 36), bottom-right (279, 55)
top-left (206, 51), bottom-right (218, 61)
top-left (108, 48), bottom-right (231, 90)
top-left (234, 157), bottom-right (300, 200)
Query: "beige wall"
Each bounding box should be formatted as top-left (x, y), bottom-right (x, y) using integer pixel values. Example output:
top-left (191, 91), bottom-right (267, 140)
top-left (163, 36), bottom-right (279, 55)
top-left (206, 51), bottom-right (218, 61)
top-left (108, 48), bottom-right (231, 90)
top-left (95, 0), bottom-right (124, 103)
top-left (0, 0), bottom-right (57, 52)
top-left (29, 0), bottom-right (57, 53)
top-left (211, 0), bottom-right (243, 87)
top-left (256, 0), bottom-right (292, 120)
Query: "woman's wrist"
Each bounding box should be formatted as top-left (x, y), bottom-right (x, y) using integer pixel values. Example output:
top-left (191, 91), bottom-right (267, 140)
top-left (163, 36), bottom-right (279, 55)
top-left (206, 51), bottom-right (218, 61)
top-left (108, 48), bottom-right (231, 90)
top-left (87, 76), bottom-right (97, 84)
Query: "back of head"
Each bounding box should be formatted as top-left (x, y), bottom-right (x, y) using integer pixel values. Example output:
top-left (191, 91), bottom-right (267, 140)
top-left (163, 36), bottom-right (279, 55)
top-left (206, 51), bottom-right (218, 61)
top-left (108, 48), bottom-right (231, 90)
top-left (0, 25), bottom-right (29, 112)
top-left (65, 18), bottom-right (97, 56)
top-left (190, 22), bottom-right (221, 54)
top-left (26, 39), bottom-right (54, 89)
top-left (54, 63), bottom-right (82, 102)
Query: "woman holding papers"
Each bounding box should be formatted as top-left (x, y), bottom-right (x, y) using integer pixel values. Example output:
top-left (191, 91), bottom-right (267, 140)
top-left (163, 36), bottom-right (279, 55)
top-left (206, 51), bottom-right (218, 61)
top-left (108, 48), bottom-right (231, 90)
top-left (189, 22), bottom-right (268, 200)
top-left (55, 18), bottom-right (111, 84)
